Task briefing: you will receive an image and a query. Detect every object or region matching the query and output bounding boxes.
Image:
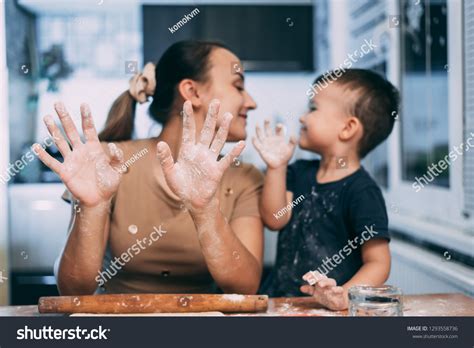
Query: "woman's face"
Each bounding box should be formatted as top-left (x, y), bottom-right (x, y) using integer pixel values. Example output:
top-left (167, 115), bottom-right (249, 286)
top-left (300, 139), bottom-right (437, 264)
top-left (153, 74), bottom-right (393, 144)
top-left (198, 48), bottom-right (257, 142)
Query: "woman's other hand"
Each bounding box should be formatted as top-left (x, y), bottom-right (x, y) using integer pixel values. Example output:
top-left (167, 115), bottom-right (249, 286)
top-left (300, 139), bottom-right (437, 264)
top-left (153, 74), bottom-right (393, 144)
top-left (34, 102), bottom-right (124, 207)
top-left (156, 99), bottom-right (245, 211)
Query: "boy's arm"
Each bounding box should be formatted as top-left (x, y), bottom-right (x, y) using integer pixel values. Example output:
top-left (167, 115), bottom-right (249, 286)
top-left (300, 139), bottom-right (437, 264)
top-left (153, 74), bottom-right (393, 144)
top-left (342, 238), bottom-right (391, 291)
top-left (339, 184), bottom-right (391, 303)
top-left (335, 239), bottom-right (391, 309)
top-left (252, 120), bottom-right (297, 231)
top-left (259, 166), bottom-right (294, 230)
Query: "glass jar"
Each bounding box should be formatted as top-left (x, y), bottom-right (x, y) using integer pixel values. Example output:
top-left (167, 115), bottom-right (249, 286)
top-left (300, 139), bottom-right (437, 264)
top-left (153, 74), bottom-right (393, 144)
top-left (348, 285), bottom-right (403, 316)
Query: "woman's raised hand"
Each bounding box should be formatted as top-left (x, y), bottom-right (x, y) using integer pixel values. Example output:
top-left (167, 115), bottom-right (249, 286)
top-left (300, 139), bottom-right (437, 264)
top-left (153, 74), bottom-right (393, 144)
top-left (34, 102), bottom-right (124, 207)
top-left (156, 99), bottom-right (245, 211)
top-left (252, 120), bottom-right (296, 169)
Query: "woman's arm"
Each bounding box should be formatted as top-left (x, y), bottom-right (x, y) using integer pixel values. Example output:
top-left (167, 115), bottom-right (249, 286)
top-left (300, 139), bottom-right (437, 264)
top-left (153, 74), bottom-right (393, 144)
top-left (157, 100), bottom-right (263, 293)
top-left (191, 205), bottom-right (263, 294)
top-left (57, 201), bottom-right (111, 295)
top-left (34, 102), bottom-right (124, 295)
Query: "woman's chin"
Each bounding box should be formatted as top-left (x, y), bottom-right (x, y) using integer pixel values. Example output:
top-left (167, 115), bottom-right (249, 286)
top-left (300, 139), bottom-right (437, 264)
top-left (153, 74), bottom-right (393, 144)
top-left (227, 129), bottom-right (247, 142)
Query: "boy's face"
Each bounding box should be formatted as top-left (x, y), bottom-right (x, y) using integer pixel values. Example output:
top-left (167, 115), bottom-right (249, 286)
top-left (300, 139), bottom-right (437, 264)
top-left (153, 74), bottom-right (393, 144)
top-left (299, 83), bottom-right (353, 153)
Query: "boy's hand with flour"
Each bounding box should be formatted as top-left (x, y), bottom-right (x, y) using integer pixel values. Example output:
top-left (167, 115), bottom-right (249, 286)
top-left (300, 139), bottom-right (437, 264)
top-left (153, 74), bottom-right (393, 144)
top-left (252, 120), bottom-right (297, 169)
top-left (252, 120), bottom-right (297, 231)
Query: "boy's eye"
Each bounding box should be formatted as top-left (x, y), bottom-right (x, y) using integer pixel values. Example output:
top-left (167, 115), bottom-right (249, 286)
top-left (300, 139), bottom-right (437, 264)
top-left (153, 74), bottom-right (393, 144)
top-left (309, 105), bottom-right (317, 111)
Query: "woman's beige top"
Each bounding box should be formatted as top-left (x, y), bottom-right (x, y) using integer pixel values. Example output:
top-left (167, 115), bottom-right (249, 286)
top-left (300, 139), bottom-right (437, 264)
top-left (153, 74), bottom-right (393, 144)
top-left (63, 138), bottom-right (263, 294)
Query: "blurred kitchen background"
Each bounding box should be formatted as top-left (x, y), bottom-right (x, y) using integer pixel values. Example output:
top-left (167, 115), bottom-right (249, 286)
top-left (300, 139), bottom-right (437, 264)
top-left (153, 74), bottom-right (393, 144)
top-left (0, 0), bottom-right (472, 305)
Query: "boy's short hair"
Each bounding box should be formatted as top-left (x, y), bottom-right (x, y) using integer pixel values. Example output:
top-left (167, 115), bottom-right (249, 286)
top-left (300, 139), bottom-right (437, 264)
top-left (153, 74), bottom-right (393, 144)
top-left (313, 68), bottom-right (400, 158)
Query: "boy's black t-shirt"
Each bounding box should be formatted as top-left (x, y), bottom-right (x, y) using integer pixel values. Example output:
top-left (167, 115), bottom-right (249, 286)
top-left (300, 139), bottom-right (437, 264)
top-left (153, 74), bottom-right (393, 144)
top-left (260, 159), bottom-right (390, 297)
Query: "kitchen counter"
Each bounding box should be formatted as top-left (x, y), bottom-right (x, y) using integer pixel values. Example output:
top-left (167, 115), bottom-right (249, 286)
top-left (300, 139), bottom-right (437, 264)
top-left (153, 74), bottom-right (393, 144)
top-left (0, 293), bottom-right (473, 316)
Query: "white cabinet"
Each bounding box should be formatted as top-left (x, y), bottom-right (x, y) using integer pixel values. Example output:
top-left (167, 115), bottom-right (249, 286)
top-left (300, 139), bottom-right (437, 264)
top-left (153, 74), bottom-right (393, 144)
top-left (9, 184), bottom-right (70, 272)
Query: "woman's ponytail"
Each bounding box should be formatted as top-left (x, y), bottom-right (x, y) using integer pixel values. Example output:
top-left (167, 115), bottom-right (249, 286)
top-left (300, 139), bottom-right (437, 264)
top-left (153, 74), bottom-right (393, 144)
top-left (98, 91), bottom-right (137, 142)
top-left (99, 62), bottom-right (156, 142)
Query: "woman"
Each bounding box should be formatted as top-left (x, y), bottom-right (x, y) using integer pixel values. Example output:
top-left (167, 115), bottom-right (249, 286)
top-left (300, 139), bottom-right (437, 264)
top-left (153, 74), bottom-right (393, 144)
top-left (34, 40), bottom-right (263, 295)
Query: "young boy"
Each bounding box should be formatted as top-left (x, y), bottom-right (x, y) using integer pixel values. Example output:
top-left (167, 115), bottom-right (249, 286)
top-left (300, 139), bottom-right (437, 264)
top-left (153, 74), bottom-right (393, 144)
top-left (253, 69), bottom-right (398, 310)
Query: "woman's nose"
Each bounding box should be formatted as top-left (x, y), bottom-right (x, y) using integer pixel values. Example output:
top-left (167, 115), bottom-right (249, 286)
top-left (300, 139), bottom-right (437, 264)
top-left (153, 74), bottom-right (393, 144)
top-left (244, 92), bottom-right (257, 110)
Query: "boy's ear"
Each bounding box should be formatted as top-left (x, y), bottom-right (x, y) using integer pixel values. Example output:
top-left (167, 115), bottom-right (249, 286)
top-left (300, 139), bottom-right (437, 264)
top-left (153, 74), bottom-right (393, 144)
top-left (339, 116), bottom-right (362, 141)
top-left (177, 79), bottom-right (203, 107)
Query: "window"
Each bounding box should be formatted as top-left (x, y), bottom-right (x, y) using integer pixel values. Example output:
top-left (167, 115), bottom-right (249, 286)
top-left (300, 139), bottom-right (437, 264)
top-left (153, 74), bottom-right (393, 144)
top-left (37, 9), bottom-right (141, 78)
top-left (400, 0), bottom-right (449, 187)
top-left (384, 0), bottom-right (467, 245)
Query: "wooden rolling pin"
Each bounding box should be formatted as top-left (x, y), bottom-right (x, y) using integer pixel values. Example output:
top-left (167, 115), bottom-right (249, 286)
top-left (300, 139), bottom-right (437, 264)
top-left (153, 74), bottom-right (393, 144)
top-left (38, 293), bottom-right (268, 314)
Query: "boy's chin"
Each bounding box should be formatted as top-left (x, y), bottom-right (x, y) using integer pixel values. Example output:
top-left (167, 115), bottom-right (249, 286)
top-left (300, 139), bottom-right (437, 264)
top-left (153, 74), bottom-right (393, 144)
top-left (298, 138), bottom-right (321, 155)
top-left (298, 138), bottom-right (318, 153)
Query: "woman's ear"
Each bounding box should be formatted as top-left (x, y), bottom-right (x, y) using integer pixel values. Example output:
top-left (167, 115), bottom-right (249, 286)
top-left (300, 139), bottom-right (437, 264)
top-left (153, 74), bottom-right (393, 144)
top-left (177, 79), bottom-right (202, 107)
top-left (339, 116), bottom-right (362, 141)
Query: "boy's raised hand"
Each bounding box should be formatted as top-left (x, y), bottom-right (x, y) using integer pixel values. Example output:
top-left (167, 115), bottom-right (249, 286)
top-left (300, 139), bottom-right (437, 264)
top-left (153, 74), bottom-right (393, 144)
top-left (301, 271), bottom-right (349, 311)
top-left (252, 120), bottom-right (296, 169)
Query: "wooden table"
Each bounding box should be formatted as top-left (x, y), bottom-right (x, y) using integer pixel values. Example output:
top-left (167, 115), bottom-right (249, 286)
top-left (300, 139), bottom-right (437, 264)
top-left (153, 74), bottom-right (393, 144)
top-left (0, 293), bottom-right (473, 316)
